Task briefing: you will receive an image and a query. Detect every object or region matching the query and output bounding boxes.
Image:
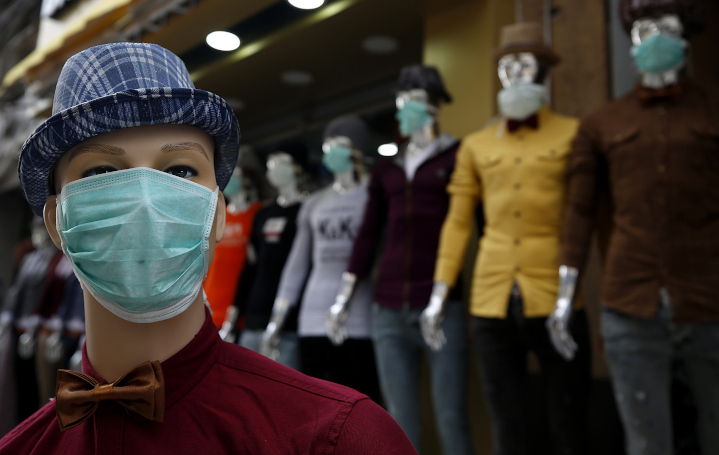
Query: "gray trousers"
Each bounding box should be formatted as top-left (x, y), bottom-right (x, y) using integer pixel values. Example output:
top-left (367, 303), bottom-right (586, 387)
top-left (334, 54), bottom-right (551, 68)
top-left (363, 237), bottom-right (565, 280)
top-left (602, 289), bottom-right (719, 455)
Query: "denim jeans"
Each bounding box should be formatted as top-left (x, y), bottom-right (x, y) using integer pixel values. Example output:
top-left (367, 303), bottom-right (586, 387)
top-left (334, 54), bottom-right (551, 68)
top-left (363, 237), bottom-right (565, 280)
top-left (372, 301), bottom-right (474, 455)
top-left (602, 291), bottom-right (719, 455)
top-left (238, 329), bottom-right (300, 371)
top-left (472, 291), bottom-right (591, 455)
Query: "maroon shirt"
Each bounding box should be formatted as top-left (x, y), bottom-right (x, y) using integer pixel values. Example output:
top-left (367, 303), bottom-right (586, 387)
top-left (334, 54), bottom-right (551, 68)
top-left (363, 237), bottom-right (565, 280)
top-left (0, 308), bottom-right (416, 454)
top-left (347, 136), bottom-right (461, 309)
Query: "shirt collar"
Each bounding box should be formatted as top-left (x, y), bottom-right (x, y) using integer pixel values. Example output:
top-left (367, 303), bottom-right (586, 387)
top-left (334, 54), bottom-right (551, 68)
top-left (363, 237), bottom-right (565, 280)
top-left (81, 305), bottom-right (222, 408)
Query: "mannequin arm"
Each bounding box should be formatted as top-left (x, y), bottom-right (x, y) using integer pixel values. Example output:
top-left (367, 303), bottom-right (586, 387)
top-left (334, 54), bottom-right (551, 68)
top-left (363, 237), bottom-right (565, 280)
top-left (420, 281), bottom-right (449, 351)
top-left (260, 298), bottom-right (291, 361)
top-left (434, 143), bottom-right (481, 287)
top-left (546, 265), bottom-right (579, 360)
top-left (326, 272), bottom-right (357, 346)
top-left (218, 306), bottom-right (239, 343)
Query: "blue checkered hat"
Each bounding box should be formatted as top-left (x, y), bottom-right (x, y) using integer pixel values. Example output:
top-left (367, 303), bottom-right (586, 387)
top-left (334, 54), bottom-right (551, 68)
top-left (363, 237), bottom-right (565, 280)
top-left (19, 42), bottom-right (240, 216)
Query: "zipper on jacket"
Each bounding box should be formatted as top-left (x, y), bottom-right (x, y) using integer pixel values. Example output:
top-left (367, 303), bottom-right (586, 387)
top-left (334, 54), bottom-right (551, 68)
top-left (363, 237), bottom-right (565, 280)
top-left (403, 183), bottom-right (412, 303)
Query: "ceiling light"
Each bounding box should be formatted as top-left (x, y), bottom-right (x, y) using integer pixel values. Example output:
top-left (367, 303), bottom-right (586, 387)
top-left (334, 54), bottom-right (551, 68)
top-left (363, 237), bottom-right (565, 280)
top-left (362, 36), bottom-right (399, 54)
top-left (288, 0), bottom-right (324, 9)
top-left (378, 143), bottom-right (398, 157)
top-left (281, 70), bottom-right (313, 86)
top-left (206, 31), bottom-right (240, 51)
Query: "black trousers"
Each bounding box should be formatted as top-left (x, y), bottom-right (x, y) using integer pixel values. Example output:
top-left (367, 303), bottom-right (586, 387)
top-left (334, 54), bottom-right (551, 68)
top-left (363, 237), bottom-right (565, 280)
top-left (299, 337), bottom-right (382, 405)
top-left (472, 291), bottom-right (592, 455)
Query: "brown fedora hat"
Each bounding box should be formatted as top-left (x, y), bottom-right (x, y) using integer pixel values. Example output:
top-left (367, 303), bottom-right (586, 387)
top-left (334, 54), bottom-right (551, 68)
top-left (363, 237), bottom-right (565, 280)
top-left (493, 22), bottom-right (561, 66)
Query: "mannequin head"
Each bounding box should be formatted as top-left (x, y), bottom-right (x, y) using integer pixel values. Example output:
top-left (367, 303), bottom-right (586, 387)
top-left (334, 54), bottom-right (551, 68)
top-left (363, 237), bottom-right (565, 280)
top-left (394, 65), bottom-right (451, 138)
top-left (266, 152), bottom-right (298, 189)
top-left (44, 123), bottom-right (226, 268)
top-left (630, 14), bottom-right (687, 77)
top-left (498, 52), bottom-right (546, 89)
top-left (494, 22), bottom-right (559, 121)
top-left (322, 116), bottom-right (368, 179)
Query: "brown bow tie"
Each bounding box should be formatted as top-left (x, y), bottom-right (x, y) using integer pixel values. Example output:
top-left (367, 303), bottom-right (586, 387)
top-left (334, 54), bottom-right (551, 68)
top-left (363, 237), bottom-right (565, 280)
top-left (507, 114), bottom-right (539, 133)
top-left (55, 360), bottom-right (165, 432)
top-left (637, 84), bottom-right (683, 105)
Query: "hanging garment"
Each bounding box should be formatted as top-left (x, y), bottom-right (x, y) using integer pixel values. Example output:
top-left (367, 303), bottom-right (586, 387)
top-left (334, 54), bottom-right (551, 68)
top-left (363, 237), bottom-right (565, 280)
top-left (203, 202), bottom-right (261, 328)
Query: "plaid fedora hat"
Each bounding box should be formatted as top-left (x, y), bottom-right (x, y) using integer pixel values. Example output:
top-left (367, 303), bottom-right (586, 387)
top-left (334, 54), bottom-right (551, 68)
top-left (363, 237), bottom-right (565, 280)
top-left (18, 42), bottom-right (240, 216)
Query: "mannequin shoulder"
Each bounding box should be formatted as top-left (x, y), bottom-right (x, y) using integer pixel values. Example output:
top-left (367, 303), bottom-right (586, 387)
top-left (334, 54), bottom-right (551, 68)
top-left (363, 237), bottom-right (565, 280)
top-left (0, 401), bottom-right (63, 454)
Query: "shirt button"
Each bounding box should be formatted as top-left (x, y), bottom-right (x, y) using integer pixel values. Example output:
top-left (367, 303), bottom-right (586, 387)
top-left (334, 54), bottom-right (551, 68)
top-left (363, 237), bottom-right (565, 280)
top-left (658, 164), bottom-right (666, 173)
top-left (514, 211), bottom-right (521, 217)
top-left (515, 266), bottom-right (521, 273)
top-left (515, 157), bottom-right (522, 164)
top-left (514, 238), bottom-right (520, 245)
top-left (514, 183), bottom-right (521, 189)
top-left (517, 134), bottom-right (524, 141)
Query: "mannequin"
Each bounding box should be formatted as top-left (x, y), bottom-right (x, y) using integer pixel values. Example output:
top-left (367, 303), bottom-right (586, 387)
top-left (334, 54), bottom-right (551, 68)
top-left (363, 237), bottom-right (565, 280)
top-left (0, 217), bottom-right (59, 422)
top-left (328, 65), bottom-right (473, 455)
top-left (0, 42), bottom-right (415, 455)
top-left (203, 165), bottom-right (261, 329)
top-left (551, 1), bottom-right (719, 454)
top-left (432, 23), bottom-right (591, 454)
top-left (260, 116), bottom-right (381, 403)
top-left (225, 151), bottom-right (306, 370)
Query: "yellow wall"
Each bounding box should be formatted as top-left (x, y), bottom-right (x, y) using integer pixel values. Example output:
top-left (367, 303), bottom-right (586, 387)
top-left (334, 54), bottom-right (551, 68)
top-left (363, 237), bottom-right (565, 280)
top-left (424, 0), bottom-right (515, 139)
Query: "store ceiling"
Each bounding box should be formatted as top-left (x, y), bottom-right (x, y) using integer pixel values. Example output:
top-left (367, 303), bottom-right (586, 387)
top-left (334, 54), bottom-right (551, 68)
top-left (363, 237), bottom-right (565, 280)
top-left (146, 0), bottom-right (424, 143)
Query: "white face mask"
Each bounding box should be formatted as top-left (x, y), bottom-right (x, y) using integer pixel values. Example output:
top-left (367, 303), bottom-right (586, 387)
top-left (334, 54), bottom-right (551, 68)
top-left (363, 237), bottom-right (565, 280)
top-left (497, 83), bottom-right (547, 120)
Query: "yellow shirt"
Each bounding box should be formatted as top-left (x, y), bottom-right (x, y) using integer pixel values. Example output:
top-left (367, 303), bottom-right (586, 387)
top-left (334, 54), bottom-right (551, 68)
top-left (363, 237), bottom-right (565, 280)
top-left (435, 107), bottom-right (579, 318)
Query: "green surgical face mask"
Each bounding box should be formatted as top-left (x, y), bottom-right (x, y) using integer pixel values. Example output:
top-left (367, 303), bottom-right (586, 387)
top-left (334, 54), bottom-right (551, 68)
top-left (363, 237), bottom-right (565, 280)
top-left (322, 145), bottom-right (353, 175)
top-left (396, 100), bottom-right (434, 136)
top-left (223, 173), bottom-right (243, 197)
top-left (631, 33), bottom-right (687, 74)
top-left (57, 167), bottom-right (218, 323)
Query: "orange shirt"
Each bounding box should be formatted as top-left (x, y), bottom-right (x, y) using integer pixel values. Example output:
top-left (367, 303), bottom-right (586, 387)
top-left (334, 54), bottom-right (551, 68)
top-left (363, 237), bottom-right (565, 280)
top-left (204, 202), bottom-right (261, 328)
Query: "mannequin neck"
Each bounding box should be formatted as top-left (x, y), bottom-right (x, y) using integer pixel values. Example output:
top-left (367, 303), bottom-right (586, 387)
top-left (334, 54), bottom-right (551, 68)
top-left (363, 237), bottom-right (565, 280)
top-left (408, 123), bottom-right (436, 154)
top-left (227, 192), bottom-right (251, 214)
top-left (332, 167), bottom-right (359, 194)
top-left (276, 181), bottom-right (303, 207)
top-left (83, 289), bottom-right (206, 381)
top-left (640, 69), bottom-right (680, 89)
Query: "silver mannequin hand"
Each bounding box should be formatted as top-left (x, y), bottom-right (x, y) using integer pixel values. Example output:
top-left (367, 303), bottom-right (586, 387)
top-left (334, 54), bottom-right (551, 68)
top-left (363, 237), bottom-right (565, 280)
top-left (420, 281), bottom-right (449, 352)
top-left (218, 306), bottom-right (239, 343)
top-left (18, 327), bottom-right (37, 360)
top-left (546, 265), bottom-right (579, 361)
top-left (45, 331), bottom-right (64, 364)
top-left (326, 272), bottom-right (356, 346)
top-left (260, 298), bottom-right (291, 361)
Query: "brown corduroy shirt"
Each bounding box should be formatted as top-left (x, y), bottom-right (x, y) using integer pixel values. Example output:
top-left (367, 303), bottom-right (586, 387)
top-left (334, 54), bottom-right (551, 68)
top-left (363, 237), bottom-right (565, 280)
top-left (560, 81), bottom-right (719, 323)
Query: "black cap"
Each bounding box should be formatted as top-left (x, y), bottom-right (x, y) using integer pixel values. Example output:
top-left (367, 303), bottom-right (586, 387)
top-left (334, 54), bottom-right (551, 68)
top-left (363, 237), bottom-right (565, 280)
top-left (323, 115), bottom-right (369, 152)
top-left (395, 64), bottom-right (452, 104)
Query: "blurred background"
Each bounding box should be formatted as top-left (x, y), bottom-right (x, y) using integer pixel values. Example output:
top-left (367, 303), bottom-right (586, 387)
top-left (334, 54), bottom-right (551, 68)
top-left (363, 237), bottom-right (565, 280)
top-left (1, 0), bottom-right (719, 453)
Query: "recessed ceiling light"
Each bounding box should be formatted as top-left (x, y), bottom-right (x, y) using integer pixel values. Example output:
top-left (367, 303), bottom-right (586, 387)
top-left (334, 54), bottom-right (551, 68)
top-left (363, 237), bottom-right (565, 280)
top-left (206, 31), bottom-right (240, 51)
top-left (362, 36), bottom-right (399, 54)
top-left (281, 70), bottom-right (313, 86)
top-left (378, 143), bottom-right (398, 157)
top-left (287, 0), bottom-right (324, 9)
